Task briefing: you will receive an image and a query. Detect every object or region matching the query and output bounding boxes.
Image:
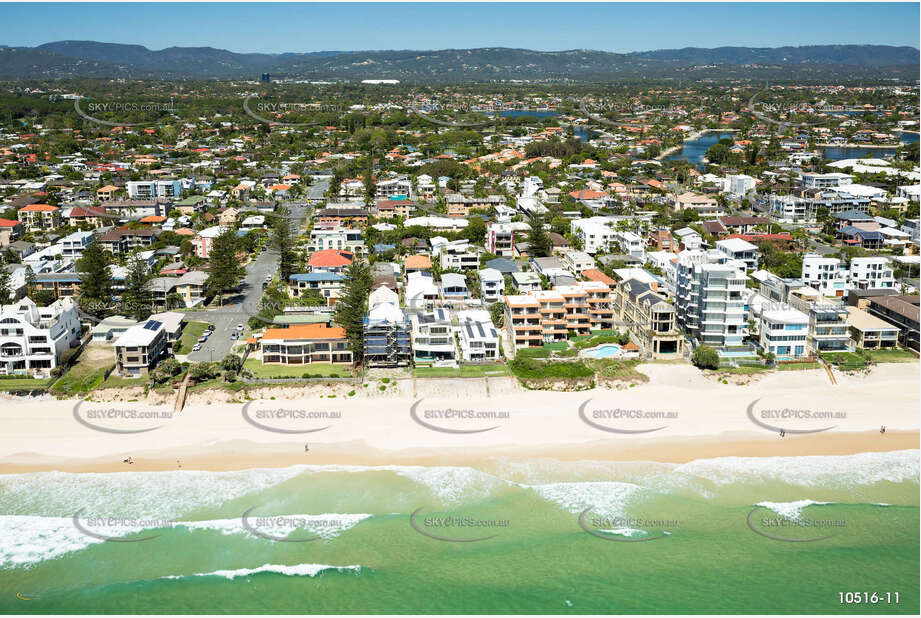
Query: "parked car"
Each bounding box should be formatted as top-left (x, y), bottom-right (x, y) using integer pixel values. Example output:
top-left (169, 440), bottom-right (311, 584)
top-left (230, 333), bottom-right (239, 341)
top-left (236, 323), bottom-right (244, 331)
top-left (192, 344), bottom-right (202, 352)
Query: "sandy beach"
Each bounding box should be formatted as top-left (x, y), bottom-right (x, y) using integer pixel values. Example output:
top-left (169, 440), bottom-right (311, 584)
top-left (1, 362), bottom-right (917, 474)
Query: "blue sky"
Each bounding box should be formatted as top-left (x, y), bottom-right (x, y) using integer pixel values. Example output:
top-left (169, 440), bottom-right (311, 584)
top-left (2, 2), bottom-right (918, 53)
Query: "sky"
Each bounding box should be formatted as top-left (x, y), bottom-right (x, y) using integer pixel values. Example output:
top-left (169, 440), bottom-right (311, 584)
top-left (1, 2), bottom-right (919, 54)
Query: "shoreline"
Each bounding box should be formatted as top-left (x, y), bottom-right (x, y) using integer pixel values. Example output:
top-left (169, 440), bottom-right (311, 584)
top-left (1, 361), bottom-right (917, 474)
top-left (0, 430), bottom-right (915, 475)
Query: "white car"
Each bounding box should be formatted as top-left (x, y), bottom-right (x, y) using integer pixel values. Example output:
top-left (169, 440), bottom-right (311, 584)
top-left (192, 344), bottom-right (202, 352)
top-left (236, 323), bottom-right (245, 331)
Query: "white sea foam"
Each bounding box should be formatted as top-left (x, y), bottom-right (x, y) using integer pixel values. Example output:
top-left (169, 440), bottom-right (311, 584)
top-left (0, 513), bottom-right (371, 570)
top-left (163, 563), bottom-right (363, 580)
top-left (526, 481), bottom-right (646, 518)
top-left (755, 500), bottom-right (831, 520)
top-left (599, 527), bottom-right (649, 538)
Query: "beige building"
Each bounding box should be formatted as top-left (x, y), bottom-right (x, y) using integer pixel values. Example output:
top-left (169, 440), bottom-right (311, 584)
top-left (613, 278), bottom-right (683, 358)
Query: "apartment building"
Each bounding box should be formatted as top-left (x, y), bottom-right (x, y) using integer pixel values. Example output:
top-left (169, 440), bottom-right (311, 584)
top-left (578, 280), bottom-right (615, 330)
top-left (849, 257), bottom-right (895, 290)
top-left (759, 306), bottom-right (810, 359)
top-left (570, 218), bottom-right (616, 254)
top-left (614, 231), bottom-right (645, 259)
top-left (126, 179), bottom-right (185, 199)
top-left (288, 272), bottom-right (346, 305)
top-left (674, 192), bottom-right (724, 218)
top-left (191, 226), bottom-right (224, 259)
top-left (801, 254), bottom-right (846, 297)
top-left (445, 194), bottom-right (505, 216)
top-left (307, 227), bottom-right (366, 255)
top-left (375, 177), bottom-right (413, 199)
top-left (0, 296), bottom-right (82, 378)
top-left (613, 278), bottom-right (682, 358)
top-left (504, 295), bottom-right (544, 350)
top-left (260, 324), bottom-right (353, 365)
top-left (551, 286), bottom-right (592, 337)
top-left (17, 204), bottom-right (61, 231)
top-left (434, 239), bottom-right (479, 270)
top-left (410, 308), bottom-right (456, 361)
top-left (485, 222), bottom-right (516, 256)
top-left (845, 307), bottom-right (900, 349)
top-left (804, 302), bottom-right (853, 354)
top-left (456, 310), bottom-right (500, 362)
top-left (315, 207), bottom-right (370, 228)
top-left (716, 238), bottom-right (760, 272)
top-left (113, 318), bottom-right (171, 377)
top-left (60, 231), bottom-right (95, 259)
top-left (801, 172), bottom-right (853, 189)
top-left (675, 250), bottom-right (748, 349)
top-left (866, 294), bottom-right (920, 351)
top-left (375, 199), bottom-right (415, 219)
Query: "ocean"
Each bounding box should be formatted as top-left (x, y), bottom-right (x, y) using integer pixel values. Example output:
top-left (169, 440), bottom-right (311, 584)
top-left (1, 451), bottom-right (918, 614)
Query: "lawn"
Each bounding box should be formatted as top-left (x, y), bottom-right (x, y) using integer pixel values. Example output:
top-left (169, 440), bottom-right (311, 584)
top-left (777, 362), bottom-right (823, 371)
top-left (584, 359), bottom-right (648, 382)
top-left (0, 377), bottom-right (52, 391)
top-left (50, 344), bottom-right (115, 396)
top-left (509, 357), bottom-right (594, 380)
top-left (822, 351), bottom-right (869, 369)
top-left (413, 364), bottom-right (510, 378)
top-left (176, 321), bottom-right (209, 355)
top-left (243, 358), bottom-right (351, 378)
top-left (866, 348), bottom-right (917, 363)
top-left (716, 364), bottom-right (774, 374)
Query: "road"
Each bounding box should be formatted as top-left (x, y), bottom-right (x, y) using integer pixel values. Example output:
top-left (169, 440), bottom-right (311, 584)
top-left (184, 179), bottom-right (327, 362)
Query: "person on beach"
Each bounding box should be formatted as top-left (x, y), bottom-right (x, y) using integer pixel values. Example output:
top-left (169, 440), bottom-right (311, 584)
top-left (304, 443), bottom-right (309, 452)
top-left (779, 429), bottom-right (785, 438)
top-left (881, 425), bottom-right (886, 434)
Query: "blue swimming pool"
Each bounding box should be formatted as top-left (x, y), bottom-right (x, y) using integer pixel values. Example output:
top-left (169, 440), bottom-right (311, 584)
top-left (584, 344), bottom-right (622, 359)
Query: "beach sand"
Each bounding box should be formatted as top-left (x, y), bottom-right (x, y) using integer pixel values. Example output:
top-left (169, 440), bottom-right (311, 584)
top-left (1, 362), bottom-right (917, 474)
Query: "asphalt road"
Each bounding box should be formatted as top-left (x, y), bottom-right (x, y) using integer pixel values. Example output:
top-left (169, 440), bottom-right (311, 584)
top-left (184, 180), bottom-right (326, 362)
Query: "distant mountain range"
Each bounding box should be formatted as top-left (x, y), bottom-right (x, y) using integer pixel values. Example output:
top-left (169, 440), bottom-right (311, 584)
top-left (0, 42), bottom-right (917, 81)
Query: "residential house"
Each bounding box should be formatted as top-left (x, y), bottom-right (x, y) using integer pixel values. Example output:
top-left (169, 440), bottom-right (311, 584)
top-left (410, 308), bottom-right (456, 361)
top-left (613, 278), bottom-right (682, 358)
top-left (479, 268), bottom-right (505, 304)
top-left (363, 287), bottom-right (412, 367)
top-left (0, 296), bottom-right (81, 378)
top-left (845, 307), bottom-right (900, 349)
top-left (260, 324), bottom-right (353, 365)
top-left (113, 318), bottom-right (171, 377)
top-left (456, 310), bottom-right (500, 361)
top-left (759, 306), bottom-right (810, 359)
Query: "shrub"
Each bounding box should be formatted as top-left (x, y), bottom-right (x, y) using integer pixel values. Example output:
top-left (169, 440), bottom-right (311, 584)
top-left (691, 345), bottom-right (720, 370)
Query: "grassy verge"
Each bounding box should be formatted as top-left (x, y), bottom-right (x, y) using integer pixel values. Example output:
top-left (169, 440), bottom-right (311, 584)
top-left (243, 358), bottom-right (351, 378)
top-left (0, 376), bottom-right (52, 391)
top-left (866, 348), bottom-right (917, 363)
top-left (176, 321), bottom-right (209, 355)
top-left (414, 364), bottom-right (511, 378)
top-left (50, 351), bottom-right (116, 396)
top-left (584, 359), bottom-right (648, 382)
top-left (509, 357), bottom-right (593, 380)
top-left (777, 362), bottom-right (822, 371)
top-left (716, 364), bottom-right (774, 375)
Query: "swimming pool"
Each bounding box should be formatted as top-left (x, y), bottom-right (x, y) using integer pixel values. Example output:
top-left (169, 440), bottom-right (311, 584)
top-left (583, 344), bottom-right (622, 359)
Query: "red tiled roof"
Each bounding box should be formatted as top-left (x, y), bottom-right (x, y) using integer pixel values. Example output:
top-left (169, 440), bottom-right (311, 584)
top-left (308, 249), bottom-right (354, 268)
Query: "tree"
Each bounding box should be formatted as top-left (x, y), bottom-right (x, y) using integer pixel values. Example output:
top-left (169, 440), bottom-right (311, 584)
top-left (488, 301), bottom-right (505, 328)
top-left (273, 205), bottom-right (296, 282)
top-left (0, 270), bottom-right (11, 305)
top-left (122, 253), bottom-right (151, 320)
top-left (691, 345), bottom-right (720, 370)
top-left (333, 258), bottom-right (372, 364)
top-left (77, 241), bottom-right (113, 317)
top-left (526, 212), bottom-right (552, 257)
top-left (462, 215), bottom-right (486, 245)
top-left (205, 228), bottom-right (245, 305)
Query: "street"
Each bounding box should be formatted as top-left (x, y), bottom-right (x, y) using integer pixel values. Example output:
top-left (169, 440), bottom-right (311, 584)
top-left (183, 179), bottom-right (327, 362)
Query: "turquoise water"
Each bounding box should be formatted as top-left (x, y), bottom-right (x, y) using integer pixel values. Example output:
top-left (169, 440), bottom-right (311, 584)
top-left (664, 132), bottom-right (736, 165)
top-left (0, 452), bottom-right (917, 614)
top-left (584, 344), bottom-right (622, 359)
